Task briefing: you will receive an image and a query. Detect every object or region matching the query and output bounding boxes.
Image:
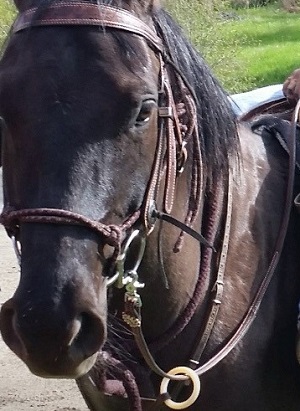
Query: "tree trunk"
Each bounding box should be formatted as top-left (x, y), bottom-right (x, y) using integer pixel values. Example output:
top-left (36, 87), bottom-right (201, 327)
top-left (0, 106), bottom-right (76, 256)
top-left (281, 0), bottom-right (300, 11)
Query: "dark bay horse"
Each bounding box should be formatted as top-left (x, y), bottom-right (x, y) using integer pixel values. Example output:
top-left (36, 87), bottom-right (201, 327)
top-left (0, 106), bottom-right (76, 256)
top-left (1, 1), bottom-right (300, 410)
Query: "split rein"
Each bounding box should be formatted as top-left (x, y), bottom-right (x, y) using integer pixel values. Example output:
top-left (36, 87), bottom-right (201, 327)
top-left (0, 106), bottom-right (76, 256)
top-left (0, 3), bottom-right (299, 410)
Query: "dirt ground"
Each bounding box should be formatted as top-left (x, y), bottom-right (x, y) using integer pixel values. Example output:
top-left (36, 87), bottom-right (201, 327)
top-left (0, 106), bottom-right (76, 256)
top-left (0, 170), bottom-right (89, 410)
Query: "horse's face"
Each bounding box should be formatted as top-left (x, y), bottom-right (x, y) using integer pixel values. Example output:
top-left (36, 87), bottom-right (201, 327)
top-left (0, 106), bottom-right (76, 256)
top-left (0, 19), bottom-right (160, 377)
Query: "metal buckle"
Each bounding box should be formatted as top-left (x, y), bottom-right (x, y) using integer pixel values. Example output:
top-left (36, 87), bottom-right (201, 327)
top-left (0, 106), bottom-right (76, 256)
top-left (108, 230), bottom-right (146, 290)
top-left (158, 106), bottom-right (173, 119)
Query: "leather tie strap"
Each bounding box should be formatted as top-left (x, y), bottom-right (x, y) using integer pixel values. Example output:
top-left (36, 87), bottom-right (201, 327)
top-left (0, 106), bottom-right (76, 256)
top-left (153, 210), bottom-right (214, 249)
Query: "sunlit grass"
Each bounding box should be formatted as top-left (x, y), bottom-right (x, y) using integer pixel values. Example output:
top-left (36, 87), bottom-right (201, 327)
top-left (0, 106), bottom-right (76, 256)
top-left (166, 2), bottom-right (300, 92)
top-left (165, 0), bottom-right (247, 93)
top-left (0, 0), bottom-right (16, 45)
top-left (216, 5), bottom-right (300, 91)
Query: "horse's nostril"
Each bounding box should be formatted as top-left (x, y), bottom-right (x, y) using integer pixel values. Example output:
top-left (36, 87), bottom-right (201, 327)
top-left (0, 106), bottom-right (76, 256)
top-left (71, 312), bottom-right (106, 359)
top-left (0, 304), bottom-right (16, 345)
top-left (0, 300), bottom-right (27, 360)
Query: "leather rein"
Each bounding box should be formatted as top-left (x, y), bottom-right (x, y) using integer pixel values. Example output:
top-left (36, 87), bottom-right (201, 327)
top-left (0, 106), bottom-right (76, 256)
top-left (0, 3), bottom-right (299, 410)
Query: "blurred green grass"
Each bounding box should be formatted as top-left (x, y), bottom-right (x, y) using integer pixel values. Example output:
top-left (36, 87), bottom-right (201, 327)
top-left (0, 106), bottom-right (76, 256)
top-left (166, 1), bottom-right (299, 92)
top-left (215, 5), bottom-right (300, 91)
top-left (0, 0), bottom-right (16, 45)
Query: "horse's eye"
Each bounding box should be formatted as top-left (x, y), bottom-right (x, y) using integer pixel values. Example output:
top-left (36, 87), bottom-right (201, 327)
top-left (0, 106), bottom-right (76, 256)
top-left (135, 100), bottom-right (156, 126)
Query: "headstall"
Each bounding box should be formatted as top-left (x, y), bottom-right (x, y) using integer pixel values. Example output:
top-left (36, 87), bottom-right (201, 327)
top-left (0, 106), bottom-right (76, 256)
top-left (1, 3), bottom-right (206, 409)
top-left (1, 3), bottom-right (298, 411)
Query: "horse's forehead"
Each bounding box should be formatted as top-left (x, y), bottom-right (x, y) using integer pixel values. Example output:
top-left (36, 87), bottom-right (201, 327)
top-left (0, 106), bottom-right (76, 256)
top-left (0, 28), bottom-right (159, 102)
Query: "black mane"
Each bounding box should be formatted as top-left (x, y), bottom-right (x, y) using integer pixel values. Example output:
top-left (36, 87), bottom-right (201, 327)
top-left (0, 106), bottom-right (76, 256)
top-left (153, 9), bottom-right (239, 180)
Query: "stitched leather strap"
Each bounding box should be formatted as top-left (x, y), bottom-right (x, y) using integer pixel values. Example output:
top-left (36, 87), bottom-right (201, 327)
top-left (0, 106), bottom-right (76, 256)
top-left (190, 100), bottom-right (298, 376)
top-left (188, 169), bottom-right (233, 366)
top-left (13, 3), bottom-right (163, 52)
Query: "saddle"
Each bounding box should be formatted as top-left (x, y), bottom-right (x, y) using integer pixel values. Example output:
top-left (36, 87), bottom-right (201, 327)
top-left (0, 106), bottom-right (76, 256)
top-left (240, 97), bottom-right (300, 173)
top-left (239, 97), bottom-right (295, 122)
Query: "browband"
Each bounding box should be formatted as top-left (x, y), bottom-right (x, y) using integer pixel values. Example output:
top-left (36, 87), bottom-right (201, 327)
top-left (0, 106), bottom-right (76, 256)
top-left (13, 2), bottom-right (163, 53)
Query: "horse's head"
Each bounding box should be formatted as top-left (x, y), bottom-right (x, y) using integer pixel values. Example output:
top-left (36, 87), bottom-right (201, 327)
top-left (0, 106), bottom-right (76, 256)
top-left (0, 0), bottom-right (164, 378)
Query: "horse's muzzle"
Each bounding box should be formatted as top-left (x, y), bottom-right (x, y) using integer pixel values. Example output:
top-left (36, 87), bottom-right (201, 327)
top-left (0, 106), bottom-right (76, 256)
top-left (0, 297), bottom-right (105, 378)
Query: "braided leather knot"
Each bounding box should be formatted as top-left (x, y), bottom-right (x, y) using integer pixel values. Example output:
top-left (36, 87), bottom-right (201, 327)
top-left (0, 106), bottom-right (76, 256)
top-left (122, 292), bottom-right (142, 328)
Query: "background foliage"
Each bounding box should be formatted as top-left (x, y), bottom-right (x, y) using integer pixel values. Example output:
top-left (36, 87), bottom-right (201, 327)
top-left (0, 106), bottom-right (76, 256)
top-left (0, 0), bottom-right (15, 45)
top-left (166, 0), bottom-right (299, 92)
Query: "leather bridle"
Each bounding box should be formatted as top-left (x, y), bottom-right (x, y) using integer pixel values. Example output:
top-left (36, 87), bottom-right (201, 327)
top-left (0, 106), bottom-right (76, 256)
top-left (0, 4), bottom-right (210, 407)
top-left (1, 3), bottom-right (207, 255)
top-left (0, 3), bottom-right (299, 410)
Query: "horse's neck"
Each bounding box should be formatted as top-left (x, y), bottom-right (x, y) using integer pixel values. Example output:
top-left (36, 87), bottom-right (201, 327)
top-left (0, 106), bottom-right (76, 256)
top-left (139, 123), bottom-right (286, 353)
top-left (205, 123), bottom-right (290, 347)
top-left (138, 162), bottom-right (228, 344)
top-left (227, 123), bottom-right (278, 290)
